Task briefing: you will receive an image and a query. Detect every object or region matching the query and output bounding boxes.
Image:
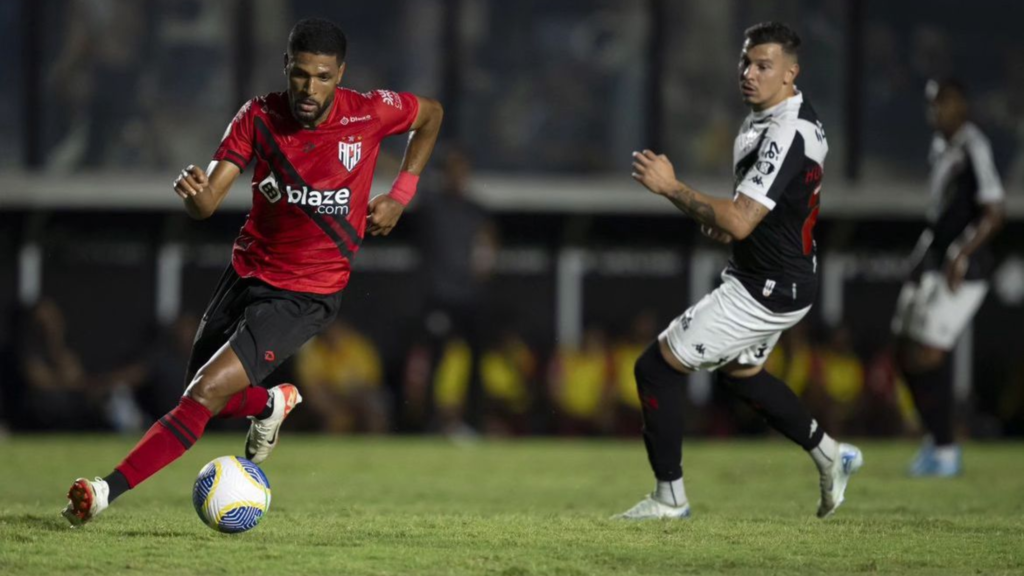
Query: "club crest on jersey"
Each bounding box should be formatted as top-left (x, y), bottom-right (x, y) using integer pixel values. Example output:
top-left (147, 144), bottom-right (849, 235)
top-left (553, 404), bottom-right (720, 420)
top-left (763, 279), bottom-right (776, 298)
top-left (338, 141), bottom-right (362, 171)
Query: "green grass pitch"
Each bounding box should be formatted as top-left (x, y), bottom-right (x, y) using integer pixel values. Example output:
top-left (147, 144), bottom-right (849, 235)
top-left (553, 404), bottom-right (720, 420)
top-left (1, 435), bottom-right (1022, 575)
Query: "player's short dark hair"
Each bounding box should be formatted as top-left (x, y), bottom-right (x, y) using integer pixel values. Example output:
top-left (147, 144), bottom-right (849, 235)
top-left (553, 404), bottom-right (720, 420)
top-left (926, 78), bottom-right (969, 102)
top-left (744, 21), bottom-right (801, 57)
top-left (288, 18), bottom-right (347, 63)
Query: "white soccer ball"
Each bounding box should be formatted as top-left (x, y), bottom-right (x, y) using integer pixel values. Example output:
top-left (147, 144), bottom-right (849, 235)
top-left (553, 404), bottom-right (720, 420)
top-left (192, 456), bottom-right (272, 533)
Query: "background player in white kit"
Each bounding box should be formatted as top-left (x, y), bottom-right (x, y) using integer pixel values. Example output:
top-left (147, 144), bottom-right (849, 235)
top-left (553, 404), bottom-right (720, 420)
top-left (892, 79), bottom-right (1005, 477)
top-left (617, 22), bottom-right (862, 520)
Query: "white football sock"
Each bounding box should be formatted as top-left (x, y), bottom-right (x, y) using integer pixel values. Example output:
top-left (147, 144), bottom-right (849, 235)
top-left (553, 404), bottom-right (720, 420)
top-left (934, 444), bottom-right (960, 466)
top-left (654, 478), bottom-right (687, 507)
top-left (810, 433), bottom-right (839, 473)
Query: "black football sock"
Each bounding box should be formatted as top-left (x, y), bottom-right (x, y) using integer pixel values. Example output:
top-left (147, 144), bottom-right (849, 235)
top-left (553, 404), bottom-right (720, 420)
top-left (634, 342), bottom-right (689, 482)
top-left (904, 358), bottom-right (954, 446)
top-left (103, 469), bottom-right (131, 503)
top-left (256, 393), bottom-right (275, 420)
top-left (719, 370), bottom-right (825, 450)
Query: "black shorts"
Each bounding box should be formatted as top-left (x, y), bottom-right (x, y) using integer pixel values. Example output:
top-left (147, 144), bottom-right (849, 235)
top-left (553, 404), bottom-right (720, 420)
top-left (185, 265), bottom-right (344, 387)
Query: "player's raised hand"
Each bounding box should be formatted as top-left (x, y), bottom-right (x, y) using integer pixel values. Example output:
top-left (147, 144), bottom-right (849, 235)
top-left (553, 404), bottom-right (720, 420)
top-left (701, 224), bottom-right (733, 244)
top-left (173, 165), bottom-right (209, 199)
top-left (366, 194), bottom-right (404, 237)
top-left (631, 150), bottom-right (680, 197)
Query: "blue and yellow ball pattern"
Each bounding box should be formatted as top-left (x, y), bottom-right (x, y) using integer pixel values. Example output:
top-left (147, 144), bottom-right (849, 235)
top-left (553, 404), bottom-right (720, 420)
top-left (192, 456), bottom-right (272, 533)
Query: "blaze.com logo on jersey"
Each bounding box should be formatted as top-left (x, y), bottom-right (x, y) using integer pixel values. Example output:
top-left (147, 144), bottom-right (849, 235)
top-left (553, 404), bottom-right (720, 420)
top-left (257, 174), bottom-right (351, 215)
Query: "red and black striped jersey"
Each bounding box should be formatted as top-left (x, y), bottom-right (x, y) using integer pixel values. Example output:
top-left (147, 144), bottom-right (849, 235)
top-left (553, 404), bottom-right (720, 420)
top-left (213, 87), bottom-right (419, 294)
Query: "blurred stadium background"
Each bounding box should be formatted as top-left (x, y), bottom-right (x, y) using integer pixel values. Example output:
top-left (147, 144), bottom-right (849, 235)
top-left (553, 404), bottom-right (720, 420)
top-left (1, 0), bottom-right (1022, 443)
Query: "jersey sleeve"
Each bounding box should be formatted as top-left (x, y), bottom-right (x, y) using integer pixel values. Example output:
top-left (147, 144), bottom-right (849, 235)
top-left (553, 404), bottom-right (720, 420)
top-left (735, 122), bottom-right (805, 211)
top-left (370, 89), bottom-right (420, 137)
top-left (965, 135), bottom-right (1004, 204)
top-left (212, 99), bottom-right (257, 170)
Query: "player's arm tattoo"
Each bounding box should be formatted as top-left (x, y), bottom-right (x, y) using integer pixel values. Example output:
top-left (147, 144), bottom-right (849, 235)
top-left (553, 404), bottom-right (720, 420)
top-left (664, 183), bottom-right (718, 228)
top-left (664, 184), bottom-right (769, 240)
top-left (733, 194), bottom-right (770, 233)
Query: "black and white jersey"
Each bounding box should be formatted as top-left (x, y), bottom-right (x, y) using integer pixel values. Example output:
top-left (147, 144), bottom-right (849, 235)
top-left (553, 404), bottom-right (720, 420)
top-left (725, 91), bottom-right (828, 313)
top-left (914, 122), bottom-right (1004, 280)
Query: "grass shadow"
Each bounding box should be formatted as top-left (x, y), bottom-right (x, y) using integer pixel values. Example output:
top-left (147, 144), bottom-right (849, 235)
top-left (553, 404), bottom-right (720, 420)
top-left (0, 512), bottom-right (73, 533)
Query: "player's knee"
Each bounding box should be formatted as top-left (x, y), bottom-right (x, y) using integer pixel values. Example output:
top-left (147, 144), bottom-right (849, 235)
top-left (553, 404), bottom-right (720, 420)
top-left (184, 367), bottom-right (237, 409)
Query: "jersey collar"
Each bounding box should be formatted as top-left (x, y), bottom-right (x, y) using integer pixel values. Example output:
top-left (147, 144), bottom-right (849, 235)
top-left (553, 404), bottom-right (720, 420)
top-left (749, 88), bottom-right (802, 121)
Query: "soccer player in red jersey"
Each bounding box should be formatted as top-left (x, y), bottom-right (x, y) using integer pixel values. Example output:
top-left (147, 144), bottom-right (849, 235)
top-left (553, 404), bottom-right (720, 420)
top-left (62, 18), bottom-right (443, 526)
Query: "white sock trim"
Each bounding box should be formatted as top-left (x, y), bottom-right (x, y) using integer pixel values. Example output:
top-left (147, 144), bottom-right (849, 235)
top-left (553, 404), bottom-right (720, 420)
top-left (810, 433), bottom-right (839, 472)
top-left (654, 478), bottom-right (687, 507)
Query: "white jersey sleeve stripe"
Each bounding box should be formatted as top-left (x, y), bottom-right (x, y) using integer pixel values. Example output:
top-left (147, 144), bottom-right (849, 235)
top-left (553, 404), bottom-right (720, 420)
top-left (734, 121), bottom-right (800, 210)
top-left (735, 188), bottom-right (777, 210)
top-left (964, 133), bottom-right (1004, 204)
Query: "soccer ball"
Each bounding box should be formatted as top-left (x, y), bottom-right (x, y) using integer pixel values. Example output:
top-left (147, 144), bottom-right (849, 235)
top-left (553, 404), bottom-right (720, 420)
top-left (192, 456), bottom-right (272, 533)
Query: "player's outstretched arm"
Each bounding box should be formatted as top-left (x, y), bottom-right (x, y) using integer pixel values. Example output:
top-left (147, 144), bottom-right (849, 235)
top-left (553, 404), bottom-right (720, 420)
top-left (367, 96), bottom-right (444, 237)
top-left (631, 150), bottom-right (767, 240)
top-left (173, 161), bottom-right (241, 220)
top-left (400, 96), bottom-right (444, 176)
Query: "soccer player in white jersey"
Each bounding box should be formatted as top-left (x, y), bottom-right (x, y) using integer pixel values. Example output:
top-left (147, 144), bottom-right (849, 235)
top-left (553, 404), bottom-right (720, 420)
top-left (892, 79), bottom-right (1005, 477)
top-left (616, 21), bottom-right (862, 520)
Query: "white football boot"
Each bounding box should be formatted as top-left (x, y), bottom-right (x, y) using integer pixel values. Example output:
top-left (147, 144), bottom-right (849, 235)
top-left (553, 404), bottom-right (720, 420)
top-left (245, 384), bottom-right (303, 464)
top-left (613, 494), bottom-right (691, 520)
top-left (62, 477), bottom-right (110, 527)
top-left (817, 442), bottom-right (864, 518)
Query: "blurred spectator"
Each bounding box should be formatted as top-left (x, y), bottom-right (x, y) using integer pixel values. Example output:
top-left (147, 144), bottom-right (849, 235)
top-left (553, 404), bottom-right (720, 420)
top-left (416, 148), bottom-right (499, 433)
top-left (548, 326), bottom-right (613, 436)
top-left (294, 319), bottom-right (390, 434)
top-left (479, 330), bottom-right (535, 436)
top-left (17, 298), bottom-right (103, 429)
top-left (863, 344), bottom-right (917, 437)
top-left (46, 0), bottom-right (162, 171)
top-left (91, 313), bottom-right (201, 434)
top-left (103, 313), bottom-right (199, 422)
top-left (458, 2), bottom-right (647, 172)
top-left (431, 330), bottom-right (534, 438)
top-left (431, 338), bottom-right (475, 438)
top-left (142, 313), bottom-right (200, 419)
top-left (809, 326), bottom-right (865, 436)
top-left (610, 311), bottom-right (658, 435)
top-left (765, 321), bottom-right (814, 398)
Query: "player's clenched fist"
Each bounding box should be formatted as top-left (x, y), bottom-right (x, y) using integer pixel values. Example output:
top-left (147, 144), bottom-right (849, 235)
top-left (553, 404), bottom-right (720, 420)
top-left (173, 164), bottom-right (209, 199)
top-left (366, 194), bottom-right (405, 237)
top-left (631, 150), bottom-right (680, 197)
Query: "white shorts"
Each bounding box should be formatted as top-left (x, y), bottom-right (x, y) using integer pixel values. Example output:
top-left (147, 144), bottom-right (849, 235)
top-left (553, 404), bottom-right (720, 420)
top-left (660, 273), bottom-right (811, 371)
top-left (891, 270), bottom-right (988, 351)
